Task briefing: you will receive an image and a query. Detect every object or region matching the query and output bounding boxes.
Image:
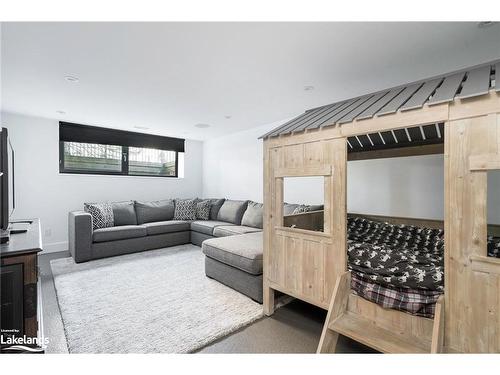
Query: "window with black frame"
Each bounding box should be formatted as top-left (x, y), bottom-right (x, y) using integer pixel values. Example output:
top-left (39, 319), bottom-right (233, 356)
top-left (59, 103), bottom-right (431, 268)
top-left (59, 122), bottom-right (184, 177)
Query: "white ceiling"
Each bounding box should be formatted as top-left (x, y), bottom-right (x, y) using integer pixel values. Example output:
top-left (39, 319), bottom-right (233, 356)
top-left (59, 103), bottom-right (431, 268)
top-left (1, 22), bottom-right (500, 140)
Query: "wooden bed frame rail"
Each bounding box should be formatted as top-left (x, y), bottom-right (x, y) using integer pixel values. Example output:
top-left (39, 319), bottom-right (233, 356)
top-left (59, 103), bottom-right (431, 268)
top-left (348, 212), bottom-right (500, 236)
top-left (283, 210), bottom-right (324, 232)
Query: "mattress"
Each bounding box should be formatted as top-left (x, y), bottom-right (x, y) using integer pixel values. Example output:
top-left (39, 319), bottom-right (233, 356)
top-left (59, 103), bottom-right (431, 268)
top-left (347, 217), bottom-right (444, 292)
top-left (346, 217), bottom-right (500, 317)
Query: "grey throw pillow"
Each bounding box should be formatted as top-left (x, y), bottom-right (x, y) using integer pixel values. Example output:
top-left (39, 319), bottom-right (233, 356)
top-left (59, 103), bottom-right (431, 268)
top-left (174, 199), bottom-right (198, 220)
top-left (84, 202), bottom-right (114, 230)
top-left (217, 200), bottom-right (248, 225)
top-left (135, 199), bottom-right (175, 224)
top-left (196, 200), bottom-right (211, 220)
top-left (241, 201), bottom-right (263, 229)
top-left (111, 201), bottom-right (137, 226)
top-left (208, 198), bottom-right (225, 220)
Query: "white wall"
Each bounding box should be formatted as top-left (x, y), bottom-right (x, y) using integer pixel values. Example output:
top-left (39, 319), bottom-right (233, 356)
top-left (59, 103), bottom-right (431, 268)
top-left (348, 155), bottom-right (444, 219)
top-left (284, 176), bottom-right (324, 206)
top-left (202, 121), bottom-right (282, 202)
top-left (2, 112), bottom-right (203, 252)
top-left (203, 122), bottom-right (500, 223)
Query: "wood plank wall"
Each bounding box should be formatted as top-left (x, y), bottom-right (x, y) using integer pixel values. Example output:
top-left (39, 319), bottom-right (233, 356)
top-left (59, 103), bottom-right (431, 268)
top-left (445, 112), bottom-right (500, 353)
top-left (263, 138), bottom-right (346, 311)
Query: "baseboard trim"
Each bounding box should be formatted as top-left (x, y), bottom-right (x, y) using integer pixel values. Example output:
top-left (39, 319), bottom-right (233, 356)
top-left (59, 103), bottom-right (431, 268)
top-left (43, 241), bottom-right (68, 254)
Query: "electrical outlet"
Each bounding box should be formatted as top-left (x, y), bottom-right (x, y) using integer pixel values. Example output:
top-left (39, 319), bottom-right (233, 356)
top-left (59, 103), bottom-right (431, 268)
top-left (45, 229), bottom-right (52, 237)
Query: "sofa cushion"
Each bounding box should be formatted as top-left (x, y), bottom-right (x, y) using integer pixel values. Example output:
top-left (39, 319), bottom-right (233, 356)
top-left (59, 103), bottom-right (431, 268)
top-left (143, 220), bottom-right (190, 236)
top-left (283, 203), bottom-right (299, 216)
top-left (208, 198), bottom-right (225, 220)
top-left (308, 204), bottom-right (324, 211)
top-left (92, 225), bottom-right (147, 243)
top-left (217, 200), bottom-right (248, 225)
top-left (202, 232), bottom-right (263, 275)
top-left (191, 220), bottom-right (234, 236)
top-left (84, 202), bottom-right (114, 230)
top-left (174, 198), bottom-right (198, 221)
top-left (241, 201), bottom-right (263, 228)
top-left (135, 199), bottom-right (175, 224)
top-left (213, 225), bottom-right (262, 238)
top-left (112, 201), bottom-right (137, 226)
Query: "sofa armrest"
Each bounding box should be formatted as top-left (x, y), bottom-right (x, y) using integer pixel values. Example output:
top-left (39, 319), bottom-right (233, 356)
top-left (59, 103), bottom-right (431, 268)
top-left (68, 211), bottom-right (93, 263)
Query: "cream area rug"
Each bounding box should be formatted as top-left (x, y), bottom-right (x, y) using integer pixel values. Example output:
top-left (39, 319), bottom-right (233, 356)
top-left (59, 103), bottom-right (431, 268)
top-left (50, 245), bottom-right (263, 353)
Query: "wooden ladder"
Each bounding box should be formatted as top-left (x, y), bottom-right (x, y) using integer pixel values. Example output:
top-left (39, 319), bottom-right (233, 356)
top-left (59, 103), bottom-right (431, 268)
top-left (317, 271), bottom-right (445, 354)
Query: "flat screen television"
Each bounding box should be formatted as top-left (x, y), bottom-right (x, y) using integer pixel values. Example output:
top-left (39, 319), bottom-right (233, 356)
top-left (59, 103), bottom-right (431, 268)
top-left (1, 127), bottom-right (15, 232)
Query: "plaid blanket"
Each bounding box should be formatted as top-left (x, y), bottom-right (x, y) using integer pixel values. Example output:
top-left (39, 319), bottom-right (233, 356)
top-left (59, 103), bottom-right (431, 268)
top-left (351, 273), bottom-right (441, 318)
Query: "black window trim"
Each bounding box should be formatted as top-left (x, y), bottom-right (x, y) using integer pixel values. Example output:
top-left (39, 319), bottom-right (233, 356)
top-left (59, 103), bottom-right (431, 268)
top-left (59, 122), bottom-right (183, 178)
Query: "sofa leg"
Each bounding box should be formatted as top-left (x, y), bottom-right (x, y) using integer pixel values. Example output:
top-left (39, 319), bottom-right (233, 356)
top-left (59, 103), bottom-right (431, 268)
top-left (263, 285), bottom-right (275, 316)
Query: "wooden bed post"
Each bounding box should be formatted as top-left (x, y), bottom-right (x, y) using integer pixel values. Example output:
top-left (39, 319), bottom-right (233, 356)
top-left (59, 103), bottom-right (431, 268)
top-left (430, 296), bottom-right (445, 353)
top-left (263, 141), bottom-right (275, 316)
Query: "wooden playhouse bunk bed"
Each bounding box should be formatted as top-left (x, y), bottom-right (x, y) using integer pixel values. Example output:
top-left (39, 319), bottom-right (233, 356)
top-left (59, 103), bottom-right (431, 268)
top-left (260, 59), bottom-right (500, 353)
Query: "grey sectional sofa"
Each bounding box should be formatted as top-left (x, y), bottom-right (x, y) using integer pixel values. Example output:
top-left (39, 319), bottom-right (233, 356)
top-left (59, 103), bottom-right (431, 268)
top-left (68, 198), bottom-right (262, 263)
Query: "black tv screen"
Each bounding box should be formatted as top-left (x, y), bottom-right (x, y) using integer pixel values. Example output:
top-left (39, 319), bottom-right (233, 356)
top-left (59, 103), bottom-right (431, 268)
top-left (1, 127), bottom-right (14, 231)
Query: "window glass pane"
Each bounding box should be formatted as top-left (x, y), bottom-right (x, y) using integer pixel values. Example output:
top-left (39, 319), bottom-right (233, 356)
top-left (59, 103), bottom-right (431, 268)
top-left (283, 176), bottom-right (324, 232)
top-left (128, 147), bottom-right (176, 176)
top-left (63, 142), bottom-right (122, 172)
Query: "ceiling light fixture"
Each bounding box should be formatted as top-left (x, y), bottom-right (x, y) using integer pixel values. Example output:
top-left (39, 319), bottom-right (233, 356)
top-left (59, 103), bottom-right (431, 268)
top-left (56, 110), bottom-right (66, 115)
top-left (224, 115), bottom-right (232, 119)
top-left (134, 125), bottom-right (150, 130)
top-left (64, 75), bottom-right (80, 83)
top-left (304, 85), bottom-right (315, 91)
top-left (194, 123), bottom-right (211, 129)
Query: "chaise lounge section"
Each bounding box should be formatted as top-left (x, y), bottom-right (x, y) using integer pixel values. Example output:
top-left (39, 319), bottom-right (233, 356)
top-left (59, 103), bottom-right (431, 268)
top-left (202, 231), bottom-right (263, 303)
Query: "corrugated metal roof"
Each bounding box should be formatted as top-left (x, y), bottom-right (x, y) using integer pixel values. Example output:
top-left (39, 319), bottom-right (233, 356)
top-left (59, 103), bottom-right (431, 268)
top-left (260, 59), bottom-right (499, 139)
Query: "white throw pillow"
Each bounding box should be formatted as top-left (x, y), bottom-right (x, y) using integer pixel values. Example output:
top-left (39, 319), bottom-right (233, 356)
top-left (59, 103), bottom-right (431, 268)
top-left (84, 202), bottom-right (114, 230)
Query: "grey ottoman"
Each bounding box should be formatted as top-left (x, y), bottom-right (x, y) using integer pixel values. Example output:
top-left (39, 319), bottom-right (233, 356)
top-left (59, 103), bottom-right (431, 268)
top-left (202, 231), bottom-right (263, 303)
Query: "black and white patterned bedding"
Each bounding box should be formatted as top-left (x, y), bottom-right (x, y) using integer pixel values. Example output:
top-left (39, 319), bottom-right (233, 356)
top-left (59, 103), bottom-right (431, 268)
top-left (347, 217), bottom-right (500, 292)
top-left (489, 236), bottom-right (500, 258)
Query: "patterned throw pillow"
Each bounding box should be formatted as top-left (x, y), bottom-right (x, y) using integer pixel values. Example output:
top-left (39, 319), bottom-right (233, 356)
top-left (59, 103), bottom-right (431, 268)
top-left (84, 202), bottom-right (114, 230)
top-left (292, 204), bottom-right (311, 215)
top-left (196, 200), bottom-right (211, 220)
top-left (174, 199), bottom-right (198, 220)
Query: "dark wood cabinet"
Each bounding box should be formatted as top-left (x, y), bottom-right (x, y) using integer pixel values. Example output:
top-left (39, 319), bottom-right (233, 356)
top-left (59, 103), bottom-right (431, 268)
top-left (1, 219), bottom-right (44, 353)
